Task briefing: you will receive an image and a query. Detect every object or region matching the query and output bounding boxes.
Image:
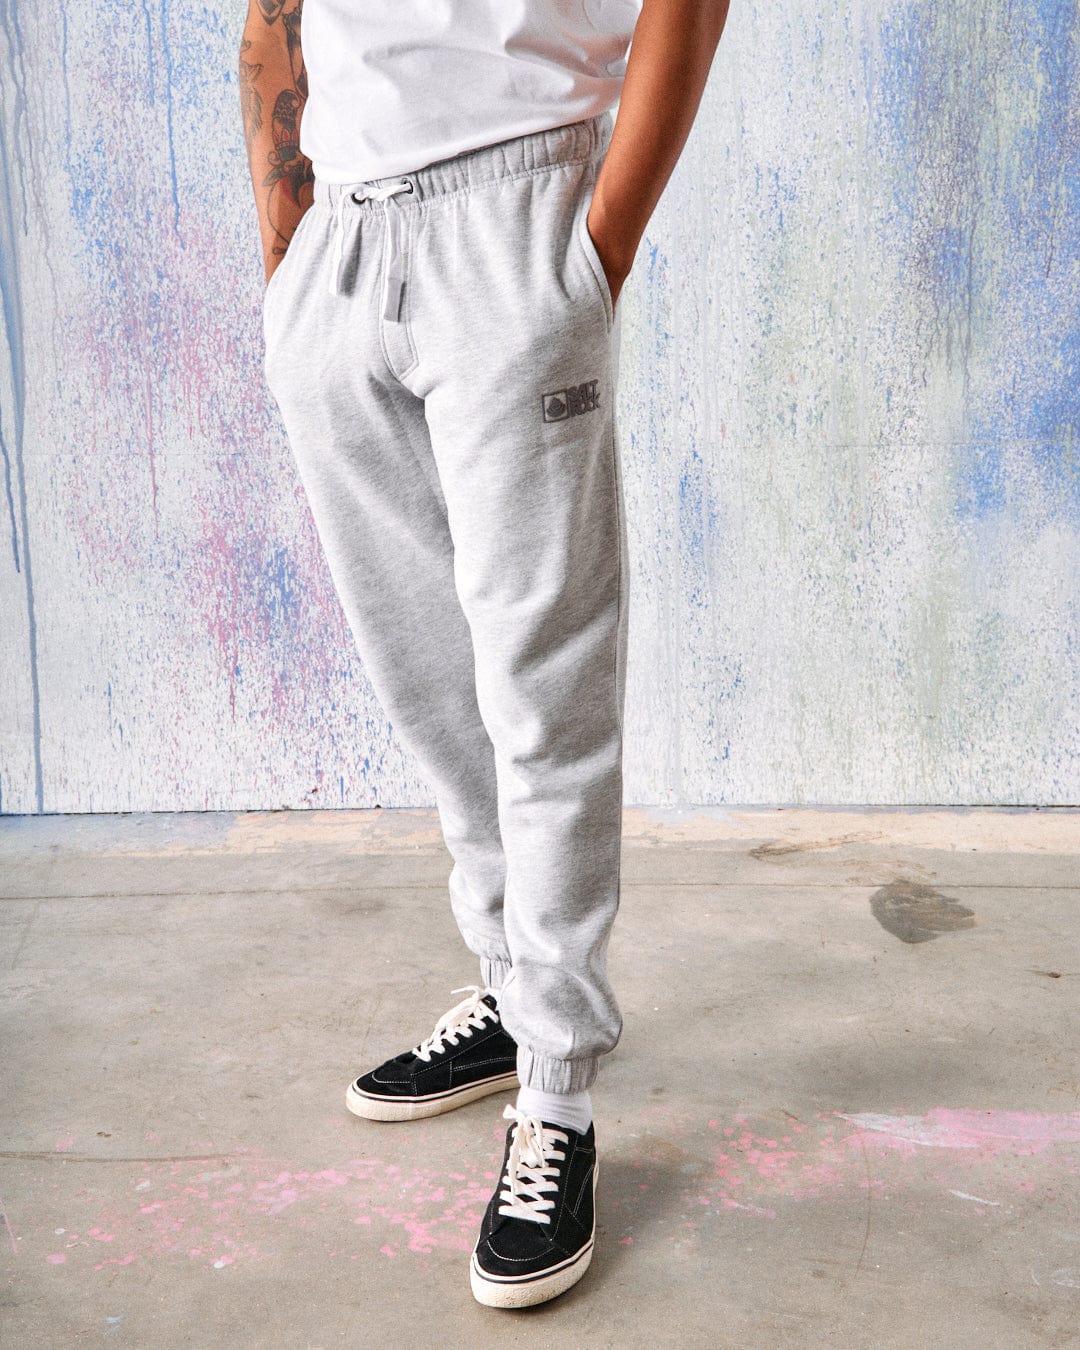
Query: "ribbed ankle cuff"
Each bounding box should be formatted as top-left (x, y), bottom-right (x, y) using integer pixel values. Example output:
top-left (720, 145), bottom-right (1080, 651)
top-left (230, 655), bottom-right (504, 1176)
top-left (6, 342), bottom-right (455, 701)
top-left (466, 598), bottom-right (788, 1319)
top-left (516, 1047), bottom-right (599, 1094)
top-left (480, 954), bottom-right (513, 994)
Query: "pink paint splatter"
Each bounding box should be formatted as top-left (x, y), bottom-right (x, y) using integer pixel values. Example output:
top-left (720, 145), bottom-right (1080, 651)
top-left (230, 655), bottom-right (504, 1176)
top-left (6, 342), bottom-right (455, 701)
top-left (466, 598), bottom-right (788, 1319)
top-left (12, 1107), bottom-right (1078, 1276)
top-left (838, 1110), bottom-right (1080, 1154)
top-left (93, 1252), bottom-right (136, 1271)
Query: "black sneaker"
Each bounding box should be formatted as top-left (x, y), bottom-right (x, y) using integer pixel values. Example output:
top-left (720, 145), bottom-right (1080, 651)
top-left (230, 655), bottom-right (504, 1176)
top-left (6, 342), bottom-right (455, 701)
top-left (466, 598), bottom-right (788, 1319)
top-left (470, 1103), bottom-right (598, 1308)
top-left (345, 986), bottom-right (519, 1121)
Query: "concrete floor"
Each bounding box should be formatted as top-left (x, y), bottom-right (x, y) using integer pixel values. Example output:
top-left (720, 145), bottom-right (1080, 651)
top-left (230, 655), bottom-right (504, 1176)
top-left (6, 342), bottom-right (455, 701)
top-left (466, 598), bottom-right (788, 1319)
top-left (2, 805), bottom-right (1079, 1348)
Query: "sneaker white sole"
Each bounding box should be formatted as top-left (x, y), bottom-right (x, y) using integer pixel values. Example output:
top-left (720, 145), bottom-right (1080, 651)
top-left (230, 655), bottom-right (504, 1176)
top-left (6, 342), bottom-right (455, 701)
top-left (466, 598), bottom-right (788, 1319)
top-left (345, 1071), bottom-right (519, 1122)
top-left (469, 1162), bottom-right (598, 1309)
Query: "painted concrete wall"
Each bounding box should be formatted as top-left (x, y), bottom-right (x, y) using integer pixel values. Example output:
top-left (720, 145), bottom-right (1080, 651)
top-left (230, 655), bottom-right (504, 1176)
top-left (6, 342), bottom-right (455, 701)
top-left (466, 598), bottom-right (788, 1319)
top-left (1, 1), bottom-right (1078, 813)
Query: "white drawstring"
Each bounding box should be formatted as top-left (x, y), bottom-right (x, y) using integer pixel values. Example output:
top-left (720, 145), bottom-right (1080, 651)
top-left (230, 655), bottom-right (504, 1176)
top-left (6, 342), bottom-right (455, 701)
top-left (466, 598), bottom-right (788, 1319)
top-left (326, 179), bottom-right (414, 307)
top-left (409, 985), bottom-right (498, 1063)
top-left (497, 1104), bottom-right (570, 1225)
top-left (327, 188), bottom-right (353, 297)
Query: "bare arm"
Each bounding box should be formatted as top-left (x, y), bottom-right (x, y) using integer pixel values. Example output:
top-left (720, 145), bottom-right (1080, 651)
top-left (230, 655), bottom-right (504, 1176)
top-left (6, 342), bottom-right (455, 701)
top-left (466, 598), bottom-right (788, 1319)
top-left (589, 0), bottom-right (730, 306)
top-left (239, 0), bottom-right (315, 283)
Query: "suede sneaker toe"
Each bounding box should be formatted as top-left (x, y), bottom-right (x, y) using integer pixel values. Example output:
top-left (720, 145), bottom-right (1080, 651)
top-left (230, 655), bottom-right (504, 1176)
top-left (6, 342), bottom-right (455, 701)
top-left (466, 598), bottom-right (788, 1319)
top-left (346, 985), bottom-right (519, 1122)
top-left (471, 1103), bottom-right (598, 1308)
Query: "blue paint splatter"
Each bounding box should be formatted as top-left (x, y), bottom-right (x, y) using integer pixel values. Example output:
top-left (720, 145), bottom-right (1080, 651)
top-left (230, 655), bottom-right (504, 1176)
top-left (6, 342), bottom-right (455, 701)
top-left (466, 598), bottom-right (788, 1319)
top-left (262, 544), bottom-right (300, 627)
top-left (0, 0), bottom-right (44, 812)
top-left (158, 0), bottom-right (182, 238)
top-left (141, 0), bottom-right (156, 106)
top-left (875, 0), bottom-right (1080, 519)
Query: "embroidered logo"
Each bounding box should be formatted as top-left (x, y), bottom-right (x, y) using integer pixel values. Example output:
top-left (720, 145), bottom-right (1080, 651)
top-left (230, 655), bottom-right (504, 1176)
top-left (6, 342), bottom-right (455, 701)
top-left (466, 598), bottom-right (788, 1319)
top-left (542, 379), bottom-right (600, 423)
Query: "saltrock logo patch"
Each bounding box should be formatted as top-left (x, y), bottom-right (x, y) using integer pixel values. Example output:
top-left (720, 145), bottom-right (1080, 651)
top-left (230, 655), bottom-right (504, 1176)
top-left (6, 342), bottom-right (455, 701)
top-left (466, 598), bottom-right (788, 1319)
top-left (542, 379), bottom-right (601, 423)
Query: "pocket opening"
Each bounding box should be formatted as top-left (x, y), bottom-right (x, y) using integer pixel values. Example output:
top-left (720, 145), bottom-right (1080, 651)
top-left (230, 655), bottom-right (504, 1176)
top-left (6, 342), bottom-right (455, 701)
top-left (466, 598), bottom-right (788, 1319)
top-left (576, 189), bottom-right (614, 332)
top-left (262, 204), bottom-right (318, 307)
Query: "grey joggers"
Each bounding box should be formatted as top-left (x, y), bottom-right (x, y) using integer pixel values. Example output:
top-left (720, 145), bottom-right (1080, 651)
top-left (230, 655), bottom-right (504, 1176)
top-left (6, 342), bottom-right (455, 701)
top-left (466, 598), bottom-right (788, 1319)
top-left (262, 111), bottom-right (628, 1095)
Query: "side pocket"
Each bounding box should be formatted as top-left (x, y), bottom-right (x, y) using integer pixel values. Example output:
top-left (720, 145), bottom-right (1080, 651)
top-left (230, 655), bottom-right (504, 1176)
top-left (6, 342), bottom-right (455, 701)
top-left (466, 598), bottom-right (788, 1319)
top-left (262, 204), bottom-right (318, 314)
top-left (575, 182), bottom-right (614, 333)
top-left (262, 206), bottom-right (323, 392)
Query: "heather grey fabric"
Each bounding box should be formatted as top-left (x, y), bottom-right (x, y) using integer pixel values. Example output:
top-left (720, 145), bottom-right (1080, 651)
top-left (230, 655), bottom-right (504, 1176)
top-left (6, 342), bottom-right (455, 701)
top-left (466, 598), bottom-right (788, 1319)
top-left (262, 112), bottom-right (627, 1095)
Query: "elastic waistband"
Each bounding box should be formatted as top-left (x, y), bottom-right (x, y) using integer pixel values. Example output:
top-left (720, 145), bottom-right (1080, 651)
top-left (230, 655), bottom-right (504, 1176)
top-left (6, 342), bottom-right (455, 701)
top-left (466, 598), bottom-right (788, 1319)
top-left (314, 111), bottom-right (613, 213)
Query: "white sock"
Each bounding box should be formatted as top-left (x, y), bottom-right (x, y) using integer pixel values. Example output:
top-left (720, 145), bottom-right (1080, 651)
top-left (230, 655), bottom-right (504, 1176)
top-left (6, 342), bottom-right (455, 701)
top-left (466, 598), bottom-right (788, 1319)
top-left (515, 1085), bottom-right (593, 1135)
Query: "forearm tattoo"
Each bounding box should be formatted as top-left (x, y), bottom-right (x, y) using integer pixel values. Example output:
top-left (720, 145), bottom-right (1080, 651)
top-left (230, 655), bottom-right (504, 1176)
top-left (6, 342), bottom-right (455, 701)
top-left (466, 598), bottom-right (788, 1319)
top-left (284, 4), bottom-right (308, 101)
top-left (255, 0), bottom-right (288, 22)
top-left (238, 38), bottom-right (263, 152)
top-left (241, 0), bottom-right (314, 260)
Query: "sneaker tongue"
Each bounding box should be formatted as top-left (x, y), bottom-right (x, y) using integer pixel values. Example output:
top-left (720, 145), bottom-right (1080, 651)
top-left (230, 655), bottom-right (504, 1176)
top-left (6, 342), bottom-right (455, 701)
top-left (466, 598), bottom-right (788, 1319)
top-left (481, 993), bottom-right (499, 1011)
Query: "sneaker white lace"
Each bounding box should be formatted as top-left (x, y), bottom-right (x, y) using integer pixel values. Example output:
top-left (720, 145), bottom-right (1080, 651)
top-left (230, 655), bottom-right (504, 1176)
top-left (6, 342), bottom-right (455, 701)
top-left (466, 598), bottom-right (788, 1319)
top-left (496, 1103), bottom-right (570, 1225)
top-left (410, 985), bottom-right (499, 1063)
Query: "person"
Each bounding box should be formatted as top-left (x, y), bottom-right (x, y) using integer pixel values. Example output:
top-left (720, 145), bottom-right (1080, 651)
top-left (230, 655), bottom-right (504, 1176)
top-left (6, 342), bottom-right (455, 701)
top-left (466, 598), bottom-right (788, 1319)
top-left (239, 0), bottom-right (728, 1307)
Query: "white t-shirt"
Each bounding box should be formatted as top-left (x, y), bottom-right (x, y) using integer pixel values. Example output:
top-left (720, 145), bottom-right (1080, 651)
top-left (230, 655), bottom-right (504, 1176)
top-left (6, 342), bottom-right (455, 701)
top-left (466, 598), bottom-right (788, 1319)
top-left (298, 0), bottom-right (642, 184)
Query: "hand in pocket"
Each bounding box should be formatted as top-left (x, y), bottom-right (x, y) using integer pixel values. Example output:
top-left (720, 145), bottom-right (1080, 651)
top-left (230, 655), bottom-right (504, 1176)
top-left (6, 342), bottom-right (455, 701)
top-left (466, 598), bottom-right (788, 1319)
top-left (585, 206), bottom-right (630, 311)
